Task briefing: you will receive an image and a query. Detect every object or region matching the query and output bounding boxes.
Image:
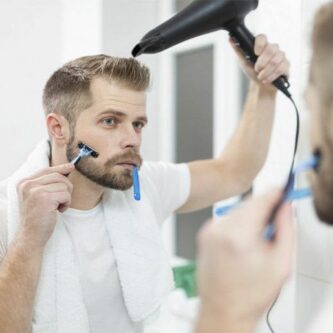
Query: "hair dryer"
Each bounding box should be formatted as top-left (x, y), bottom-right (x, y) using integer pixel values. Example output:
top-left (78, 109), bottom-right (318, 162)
top-left (132, 0), bottom-right (291, 98)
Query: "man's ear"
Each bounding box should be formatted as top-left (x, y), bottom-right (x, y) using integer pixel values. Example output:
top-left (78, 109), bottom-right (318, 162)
top-left (46, 113), bottom-right (71, 145)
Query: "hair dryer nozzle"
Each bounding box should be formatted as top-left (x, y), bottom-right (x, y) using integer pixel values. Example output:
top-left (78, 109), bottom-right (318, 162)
top-left (132, 35), bottom-right (163, 57)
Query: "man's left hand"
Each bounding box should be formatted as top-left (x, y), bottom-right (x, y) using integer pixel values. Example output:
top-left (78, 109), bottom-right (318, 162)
top-left (230, 34), bottom-right (290, 89)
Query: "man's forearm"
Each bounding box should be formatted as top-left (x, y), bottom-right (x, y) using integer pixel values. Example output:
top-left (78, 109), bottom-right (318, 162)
top-left (0, 229), bottom-right (43, 333)
top-left (179, 82), bottom-right (277, 212)
top-left (219, 82), bottom-right (277, 189)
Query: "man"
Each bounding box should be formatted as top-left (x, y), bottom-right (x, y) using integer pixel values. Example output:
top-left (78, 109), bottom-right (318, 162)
top-left (194, 2), bottom-right (333, 333)
top-left (0, 35), bottom-right (289, 332)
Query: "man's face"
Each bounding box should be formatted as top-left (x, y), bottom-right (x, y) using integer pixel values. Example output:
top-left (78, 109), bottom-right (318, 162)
top-left (66, 77), bottom-right (147, 190)
top-left (305, 66), bottom-right (333, 224)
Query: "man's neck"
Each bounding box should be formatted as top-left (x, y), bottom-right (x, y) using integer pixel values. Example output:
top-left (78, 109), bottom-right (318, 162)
top-left (67, 170), bottom-right (104, 210)
top-left (50, 158), bottom-right (104, 211)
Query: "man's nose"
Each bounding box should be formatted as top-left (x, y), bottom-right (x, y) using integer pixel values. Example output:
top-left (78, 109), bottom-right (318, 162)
top-left (119, 124), bottom-right (141, 149)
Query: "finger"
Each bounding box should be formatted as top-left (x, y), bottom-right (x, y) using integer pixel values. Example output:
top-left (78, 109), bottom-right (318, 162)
top-left (24, 163), bottom-right (75, 181)
top-left (44, 183), bottom-right (72, 194)
top-left (51, 191), bottom-right (72, 212)
top-left (28, 183), bottom-right (71, 196)
top-left (254, 43), bottom-right (279, 73)
top-left (261, 61), bottom-right (290, 84)
top-left (224, 189), bottom-right (283, 236)
top-left (254, 34), bottom-right (268, 57)
top-left (274, 203), bottom-right (294, 256)
top-left (34, 173), bottom-right (73, 193)
top-left (272, 203), bottom-right (294, 279)
top-left (21, 173), bottom-right (73, 195)
top-left (257, 52), bottom-right (285, 81)
top-left (29, 187), bottom-right (72, 212)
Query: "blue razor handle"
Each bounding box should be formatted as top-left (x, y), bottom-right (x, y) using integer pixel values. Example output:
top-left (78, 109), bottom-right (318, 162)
top-left (264, 172), bottom-right (295, 241)
top-left (215, 188), bottom-right (312, 218)
top-left (215, 153), bottom-right (320, 241)
top-left (263, 153), bottom-right (320, 241)
top-left (133, 166), bottom-right (141, 201)
top-left (70, 154), bottom-right (83, 166)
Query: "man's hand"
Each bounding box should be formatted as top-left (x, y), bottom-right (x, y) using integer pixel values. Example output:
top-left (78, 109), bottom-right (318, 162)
top-left (230, 34), bottom-right (290, 89)
top-left (17, 163), bottom-right (74, 253)
top-left (195, 190), bottom-right (294, 332)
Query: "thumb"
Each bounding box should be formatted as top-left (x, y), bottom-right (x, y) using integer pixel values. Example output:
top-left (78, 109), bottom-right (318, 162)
top-left (254, 34), bottom-right (267, 56)
top-left (273, 203), bottom-right (294, 276)
top-left (231, 188), bottom-right (283, 236)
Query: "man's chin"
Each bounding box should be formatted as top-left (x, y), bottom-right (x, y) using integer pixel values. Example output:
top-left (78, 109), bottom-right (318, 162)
top-left (94, 175), bottom-right (132, 191)
top-left (77, 167), bottom-right (133, 191)
top-left (313, 197), bottom-right (333, 226)
top-left (104, 179), bottom-right (133, 191)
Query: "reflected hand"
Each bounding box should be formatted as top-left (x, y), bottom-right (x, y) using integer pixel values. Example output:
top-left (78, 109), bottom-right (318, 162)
top-left (196, 189), bottom-right (294, 332)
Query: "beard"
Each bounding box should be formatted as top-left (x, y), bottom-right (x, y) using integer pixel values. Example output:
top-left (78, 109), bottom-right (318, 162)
top-left (311, 147), bottom-right (333, 225)
top-left (66, 135), bottom-right (142, 191)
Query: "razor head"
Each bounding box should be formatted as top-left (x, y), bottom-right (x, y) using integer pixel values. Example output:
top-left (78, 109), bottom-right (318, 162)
top-left (312, 149), bottom-right (321, 171)
top-left (78, 142), bottom-right (99, 158)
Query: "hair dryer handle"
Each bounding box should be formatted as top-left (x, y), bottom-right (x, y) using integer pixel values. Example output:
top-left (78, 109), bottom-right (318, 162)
top-left (228, 20), bottom-right (291, 98)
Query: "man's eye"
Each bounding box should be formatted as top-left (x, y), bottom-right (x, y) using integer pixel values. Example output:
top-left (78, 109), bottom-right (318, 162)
top-left (133, 122), bottom-right (145, 129)
top-left (102, 118), bottom-right (115, 126)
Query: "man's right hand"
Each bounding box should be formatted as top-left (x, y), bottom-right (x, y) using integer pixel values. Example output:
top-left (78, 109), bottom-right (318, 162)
top-left (16, 163), bottom-right (75, 252)
top-left (195, 190), bottom-right (294, 333)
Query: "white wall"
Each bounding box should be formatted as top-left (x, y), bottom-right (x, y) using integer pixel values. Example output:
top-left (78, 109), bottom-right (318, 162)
top-left (0, 0), bottom-right (161, 181)
top-left (0, 0), bottom-right (104, 180)
top-left (0, 0), bottom-right (61, 180)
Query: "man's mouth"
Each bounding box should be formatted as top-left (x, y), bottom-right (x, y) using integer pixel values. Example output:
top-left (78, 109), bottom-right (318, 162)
top-left (116, 160), bottom-right (138, 170)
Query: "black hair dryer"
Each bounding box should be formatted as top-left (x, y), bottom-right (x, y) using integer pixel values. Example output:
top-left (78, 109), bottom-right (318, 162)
top-left (132, 0), bottom-right (291, 98)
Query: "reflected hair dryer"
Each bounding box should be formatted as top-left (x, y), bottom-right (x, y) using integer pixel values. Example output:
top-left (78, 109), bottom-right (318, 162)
top-left (132, 0), bottom-right (291, 98)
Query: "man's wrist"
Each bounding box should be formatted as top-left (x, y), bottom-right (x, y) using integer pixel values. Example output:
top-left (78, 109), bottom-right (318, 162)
top-left (194, 304), bottom-right (256, 333)
top-left (250, 81), bottom-right (278, 98)
top-left (13, 226), bottom-right (45, 259)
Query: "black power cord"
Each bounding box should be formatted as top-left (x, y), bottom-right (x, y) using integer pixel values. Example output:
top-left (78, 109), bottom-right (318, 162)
top-left (265, 95), bottom-right (300, 333)
top-left (266, 293), bottom-right (280, 333)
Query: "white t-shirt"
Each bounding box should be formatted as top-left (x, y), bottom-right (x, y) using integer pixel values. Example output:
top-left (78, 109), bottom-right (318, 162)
top-left (60, 203), bottom-right (143, 333)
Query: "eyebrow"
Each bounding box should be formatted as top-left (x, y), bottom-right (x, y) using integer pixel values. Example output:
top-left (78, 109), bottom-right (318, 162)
top-left (98, 109), bottom-right (148, 124)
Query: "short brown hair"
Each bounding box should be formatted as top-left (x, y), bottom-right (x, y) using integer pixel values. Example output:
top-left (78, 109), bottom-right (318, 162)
top-left (42, 55), bottom-right (150, 127)
top-left (311, 2), bottom-right (333, 111)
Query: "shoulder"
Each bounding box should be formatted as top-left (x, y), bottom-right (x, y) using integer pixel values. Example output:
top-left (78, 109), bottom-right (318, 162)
top-left (140, 161), bottom-right (189, 180)
top-left (140, 161), bottom-right (190, 197)
top-left (139, 161), bottom-right (191, 221)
